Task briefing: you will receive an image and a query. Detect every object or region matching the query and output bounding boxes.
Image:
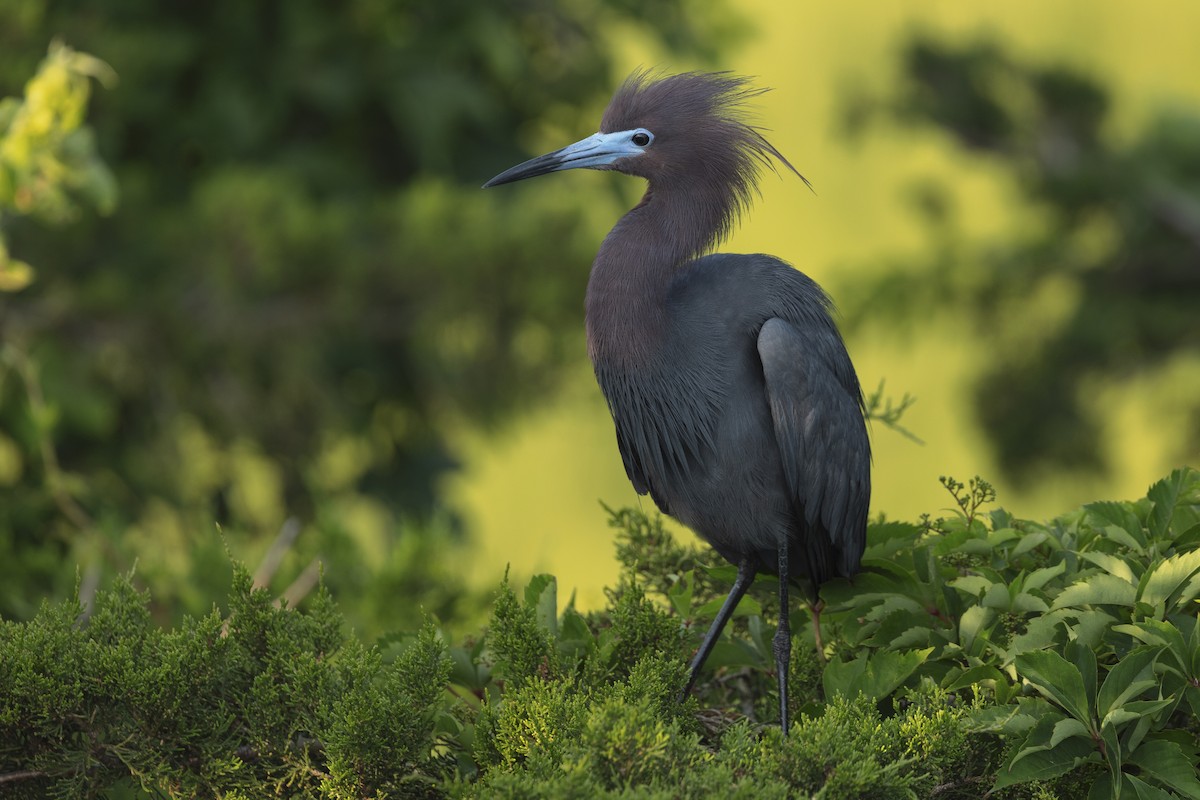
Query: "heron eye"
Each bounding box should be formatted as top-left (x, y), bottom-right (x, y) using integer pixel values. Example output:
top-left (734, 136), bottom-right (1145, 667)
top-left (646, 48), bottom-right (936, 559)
top-left (631, 130), bottom-right (652, 147)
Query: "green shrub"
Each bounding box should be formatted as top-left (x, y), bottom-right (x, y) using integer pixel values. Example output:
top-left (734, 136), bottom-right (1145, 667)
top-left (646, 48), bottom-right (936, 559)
top-left (2, 468), bottom-right (1198, 798)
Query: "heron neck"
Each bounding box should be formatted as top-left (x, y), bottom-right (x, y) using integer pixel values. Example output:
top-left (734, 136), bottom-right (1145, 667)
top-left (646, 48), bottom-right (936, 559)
top-left (585, 185), bottom-right (720, 367)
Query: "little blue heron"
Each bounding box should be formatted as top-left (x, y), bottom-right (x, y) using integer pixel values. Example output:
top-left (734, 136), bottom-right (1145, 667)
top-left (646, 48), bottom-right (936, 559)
top-left (484, 71), bottom-right (870, 732)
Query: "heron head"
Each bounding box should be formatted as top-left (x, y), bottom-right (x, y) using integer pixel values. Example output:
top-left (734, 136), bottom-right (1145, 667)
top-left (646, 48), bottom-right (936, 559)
top-left (483, 71), bottom-right (806, 199)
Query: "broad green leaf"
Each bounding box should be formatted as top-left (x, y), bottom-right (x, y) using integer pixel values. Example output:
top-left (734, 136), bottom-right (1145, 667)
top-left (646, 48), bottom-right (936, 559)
top-left (1012, 532), bottom-right (1049, 558)
top-left (930, 527), bottom-right (978, 555)
top-left (1098, 646), bottom-right (1159, 719)
top-left (1051, 574), bottom-right (1137, 610)
top-left (1065, 640), bottom-right (1097, 717)
top-left (1100, 723), bottom-right (1122, 790)
top-left (1147, 469), bottom-right (1188, 541)
top-left (1049, 717), bottom-right (1090, 748)
top-left (967, 701), bottom-right (1046, 735)
top-left (1178, 572), bottom-right (1200, 614)
top-left (863, 594), bottom-right (927, 620)
top-left (1012, 592), bottom-right (1050, 613)
top-left (822, 647), bottom-right (933, 702)
top-left (988, 527), bottom-right (1022, 546)
top-left (1025, 561), bottom-right (1068, 592)
top-left (560, 606), bottom-right (590, 641)
top-left (524, 574), bottom-right (557, 637)
top-left (949, 575), bottom-right (993, 596)
top-left (1069, 609), bottom-right (1119, 650)
top-left (1128, 739), bottom-right (1200, 799)
top-left (1104, 525), bottom-right (1149, 554)
top-left (1125, 774), bottom-right (1184, 800)
top-left (666, 570), bottom-right (694, 618)
top-left (1016, 650), bottom-right (1091, 723)
top-left (1113, 621), bottom-right (1187, 668)
top-left (1101, 708), bottom-right (1142, 728)
top-left (945, 664), bottom-right (1006, 692)
top-left (1007, 609), bottom-right (1072, 658)
top-left (1176, 522), bottom-right (1200, 550)
top-left (866, 608), bottom-right (935, 648)
top-left (982, 582), bottom-right (1013, 609)
top-left (1122, 698), bottom-right (1177, 717)
top-left (958, 605), bottom-right (994, 655)
top-left (1009, 710), bottom-right (1070, 768)
top-left (992, 734), bottom-right (1095, 790)
top-left (694, 592), bottom-right (760, 619)
top-left (1086, 501), bottom-right (1147, 548)
top-left (865, 520), bottom-right (923, 548)
top-left (1139, 549), bottom-right (1200, 614)
top-left (1081, 551), bottom-right (1137, 585)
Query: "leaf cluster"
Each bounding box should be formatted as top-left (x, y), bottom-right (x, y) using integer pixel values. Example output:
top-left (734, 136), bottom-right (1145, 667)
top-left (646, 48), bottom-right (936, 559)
top-left (3, 468), bottom-right (1198, 798)
top-left (0, 566), bottom-right (450, 799)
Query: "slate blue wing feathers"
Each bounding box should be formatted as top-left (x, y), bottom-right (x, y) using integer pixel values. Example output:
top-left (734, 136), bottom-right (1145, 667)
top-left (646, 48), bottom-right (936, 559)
top-left (757, 317), bottom-right (870, 579)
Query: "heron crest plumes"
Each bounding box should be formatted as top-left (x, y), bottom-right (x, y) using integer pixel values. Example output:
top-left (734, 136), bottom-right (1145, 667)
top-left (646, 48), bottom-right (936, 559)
top-left (600, 71), bottom-right (806, 257)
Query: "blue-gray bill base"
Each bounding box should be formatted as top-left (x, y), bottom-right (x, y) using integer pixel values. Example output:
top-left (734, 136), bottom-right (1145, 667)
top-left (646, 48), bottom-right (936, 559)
top-left (484, 71), bottom-right (870, 733)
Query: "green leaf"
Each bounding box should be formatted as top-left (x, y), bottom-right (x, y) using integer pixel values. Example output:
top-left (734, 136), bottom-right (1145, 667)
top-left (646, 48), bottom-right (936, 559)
top-left (1012, 592), bottom-right (1050, 613)
top-left (822, 647), bottom-right (933, 702)
top-left (1081, 551), bottom-right (1138, 585)
top-left (1012, 532), bottom-right (1049, 558)
top-left (983, 582), bottom-right (1013, 609)
top-left (992, 734), bottom-right (1095, 790)
top-left (1139, 550), bottom-right (1200, 614)
top-left (1105, 525), bottom-right (1151, 554)
top-left (988, 527), bottom-right (1022, 547)
top-left (1128, 739), bottom-right (1200, 799)
top-left (1025, 561), bottom-right (1068, 592)
top-left (1048, 717), bottom-right (1090, 748)
top-left (1100, 723), bottom-right (1122, 789)
top-left (1065, 640), bottom-right (1098, 716)
top-left (524, 574), bottom-right (557, 638)
top-left (1125, 774), bottom-right (1184, 800)
top-left (1016, 650), bottom-right (1092, 723)
top-left (1113, 621), bottom-right (1188, 671)
top-left (666, 570), bottom-right (694, 618)
top-left (1087, 501), bottom-right (1147, 550)
top-left (958, 605), bottom-right (995, 656)
top-left (1097, 646), bottom-right (1160, 719)
top-left (866, 607), bottom-right (936, 648)
top-left (1070, 609), bottom-right (1119, 650)
top-left (949, 575), bottom-right (993, 596)
top-left (1147, 469), bottom-right (1188, 541)
top-left (944, 664), bottom-right (1007, 692)
top-left (693, 592), bottom-right (760, 619)
top-left (1052, 574), bottom-right (1137, 610)
top-left (1008, 609), bottom-right (1072, 657)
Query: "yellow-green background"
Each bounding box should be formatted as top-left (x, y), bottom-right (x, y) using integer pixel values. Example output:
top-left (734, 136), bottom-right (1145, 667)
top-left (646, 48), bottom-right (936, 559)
top-left (448, 1), bottom-right (1200, 608)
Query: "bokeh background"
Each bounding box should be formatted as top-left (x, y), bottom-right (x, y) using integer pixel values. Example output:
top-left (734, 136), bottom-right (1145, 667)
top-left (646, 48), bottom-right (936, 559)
top-left (2, 1), bottom-right (1198, 634)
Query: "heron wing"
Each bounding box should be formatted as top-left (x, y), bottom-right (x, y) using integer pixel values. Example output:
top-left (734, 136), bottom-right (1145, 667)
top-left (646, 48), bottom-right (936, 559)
top-left (757, 317), bottom-right (869, 577)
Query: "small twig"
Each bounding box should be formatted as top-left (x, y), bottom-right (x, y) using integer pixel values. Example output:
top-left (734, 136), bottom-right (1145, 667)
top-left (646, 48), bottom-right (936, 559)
top-left (278, 558), bottom-right (322, 609)
top-left (252, 517), bottom-right (302, 589)
top-left (0, 769), bottom-right (49, 785)
top-left (863, 379), bottom-right (924, 444)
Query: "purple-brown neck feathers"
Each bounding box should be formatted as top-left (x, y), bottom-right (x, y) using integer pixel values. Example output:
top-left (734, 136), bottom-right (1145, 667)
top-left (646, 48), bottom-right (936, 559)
top-left (586, 72), bottom-right (804, 366)
top-left (599, 71), bottom-right (803, 262)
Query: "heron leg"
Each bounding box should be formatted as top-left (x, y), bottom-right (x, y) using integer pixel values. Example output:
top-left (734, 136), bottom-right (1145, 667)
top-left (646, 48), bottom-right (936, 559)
top-left (681, 556), bottom-right (756, 699)
top-left (775, 542), bottom-right (792, 733)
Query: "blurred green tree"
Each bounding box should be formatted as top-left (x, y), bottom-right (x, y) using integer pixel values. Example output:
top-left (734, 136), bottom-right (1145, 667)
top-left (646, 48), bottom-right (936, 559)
top-left (0, 1), bottom-right (737, 630)
top-left (842, 35), bottom-right (1200, 487)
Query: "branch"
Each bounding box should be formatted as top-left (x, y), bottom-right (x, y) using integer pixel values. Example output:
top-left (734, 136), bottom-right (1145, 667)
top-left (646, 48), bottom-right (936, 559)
top-left (863, 379), bottom-right (925, 444)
